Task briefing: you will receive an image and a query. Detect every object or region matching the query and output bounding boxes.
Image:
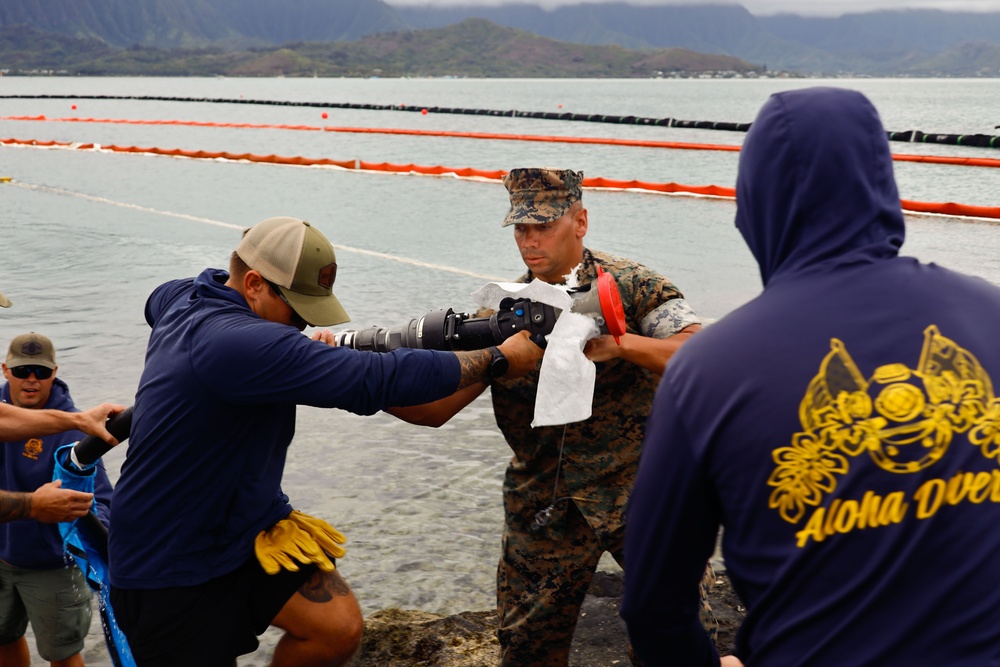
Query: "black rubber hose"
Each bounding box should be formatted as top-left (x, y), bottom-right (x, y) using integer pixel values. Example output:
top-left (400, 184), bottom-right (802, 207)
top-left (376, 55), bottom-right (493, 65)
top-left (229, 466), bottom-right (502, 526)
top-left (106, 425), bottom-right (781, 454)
top-left (72, 406), bottom-right (134, 467)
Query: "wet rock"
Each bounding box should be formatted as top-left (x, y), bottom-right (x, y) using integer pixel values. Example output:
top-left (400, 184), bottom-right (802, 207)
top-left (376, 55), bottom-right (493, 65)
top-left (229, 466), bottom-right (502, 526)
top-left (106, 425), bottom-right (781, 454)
top-left (347, 571), bottom-right (744, 666)
top-left (349, 608), bottom-right (499, 667)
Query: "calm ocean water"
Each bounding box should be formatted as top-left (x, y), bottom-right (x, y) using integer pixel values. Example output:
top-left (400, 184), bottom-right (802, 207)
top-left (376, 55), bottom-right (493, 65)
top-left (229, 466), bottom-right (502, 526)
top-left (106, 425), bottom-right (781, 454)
top-left (2, 76), bottom-right (999, 664)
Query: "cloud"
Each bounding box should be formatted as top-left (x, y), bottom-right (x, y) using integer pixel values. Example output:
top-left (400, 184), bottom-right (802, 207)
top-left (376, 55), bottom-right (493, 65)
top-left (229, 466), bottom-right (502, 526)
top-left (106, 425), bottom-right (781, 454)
top-left (745, 0), bottom-right (1000, 15)
top-left (382, 0), bottom-right (1000, 17)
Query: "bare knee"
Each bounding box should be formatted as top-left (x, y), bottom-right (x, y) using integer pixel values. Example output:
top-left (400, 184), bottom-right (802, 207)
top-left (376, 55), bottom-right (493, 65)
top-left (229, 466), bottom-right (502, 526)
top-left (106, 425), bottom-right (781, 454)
top-left (277, 606), bottom-right (362, 667)
top-left (271, 569), bottom-right (364, 667)
top-left (311, 600), bottom-right (363, 665)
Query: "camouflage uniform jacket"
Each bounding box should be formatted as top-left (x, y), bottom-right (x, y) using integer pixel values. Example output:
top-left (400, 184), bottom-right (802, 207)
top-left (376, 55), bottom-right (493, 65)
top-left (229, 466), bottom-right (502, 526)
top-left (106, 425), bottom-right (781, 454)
top-left (490, 248), bottom-right (699, 541)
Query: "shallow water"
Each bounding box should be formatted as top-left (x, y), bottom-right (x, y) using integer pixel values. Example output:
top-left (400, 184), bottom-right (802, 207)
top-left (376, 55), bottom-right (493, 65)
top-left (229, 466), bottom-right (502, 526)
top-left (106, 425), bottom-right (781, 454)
top-left (4, 76), bottom-right (999, 665)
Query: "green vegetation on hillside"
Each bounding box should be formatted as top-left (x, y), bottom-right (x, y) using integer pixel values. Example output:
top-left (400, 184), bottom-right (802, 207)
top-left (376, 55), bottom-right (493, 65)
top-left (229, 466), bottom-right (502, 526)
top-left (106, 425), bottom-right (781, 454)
top-left (0, 20), bottom-right (767, 78)
top-left (3, 0), bottom-right (1000, 76)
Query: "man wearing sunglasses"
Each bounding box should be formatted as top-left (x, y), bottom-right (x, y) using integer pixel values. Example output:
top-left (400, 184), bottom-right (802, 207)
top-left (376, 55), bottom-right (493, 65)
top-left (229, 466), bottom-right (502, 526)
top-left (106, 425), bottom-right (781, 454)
top-left (0, 290), bottom-right (125, 444)
top-left (107, 216), bottom-right (543, 667)
top-left (1, 332), bottom-right (115, 667)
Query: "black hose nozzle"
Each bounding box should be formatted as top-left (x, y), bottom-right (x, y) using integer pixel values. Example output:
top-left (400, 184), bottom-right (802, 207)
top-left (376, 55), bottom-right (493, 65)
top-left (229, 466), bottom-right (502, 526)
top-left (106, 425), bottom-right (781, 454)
top-left (71, 406), bottom-right (134, 468)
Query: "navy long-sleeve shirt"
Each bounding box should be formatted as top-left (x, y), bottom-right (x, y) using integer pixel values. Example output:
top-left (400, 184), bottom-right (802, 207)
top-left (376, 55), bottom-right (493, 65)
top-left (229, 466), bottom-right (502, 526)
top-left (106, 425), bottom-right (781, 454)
top-left (110, 268), bottom-right (461, 588)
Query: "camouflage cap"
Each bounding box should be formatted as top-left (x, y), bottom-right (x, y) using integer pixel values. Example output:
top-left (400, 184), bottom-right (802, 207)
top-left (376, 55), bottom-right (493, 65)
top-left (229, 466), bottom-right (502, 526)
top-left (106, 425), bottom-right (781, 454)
top-left (502, 168), bottom-right (583, 227)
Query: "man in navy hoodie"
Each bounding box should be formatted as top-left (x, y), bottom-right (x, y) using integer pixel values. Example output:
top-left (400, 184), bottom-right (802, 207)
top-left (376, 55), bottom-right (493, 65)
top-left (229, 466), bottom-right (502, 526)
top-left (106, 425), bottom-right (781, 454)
top-left (108, 216), bottom-right (542, 667)
top-left (0, 332), bottom-right (114, 667)
top-left (622, 87), bottom-right (1000, 667)
top-left (1, 290), bottom-right (125, 447)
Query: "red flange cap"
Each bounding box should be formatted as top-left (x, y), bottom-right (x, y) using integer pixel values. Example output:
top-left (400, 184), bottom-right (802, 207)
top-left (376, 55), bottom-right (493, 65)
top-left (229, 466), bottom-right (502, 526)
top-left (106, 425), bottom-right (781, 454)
top-left (596, 265), bottom-right (626, 344)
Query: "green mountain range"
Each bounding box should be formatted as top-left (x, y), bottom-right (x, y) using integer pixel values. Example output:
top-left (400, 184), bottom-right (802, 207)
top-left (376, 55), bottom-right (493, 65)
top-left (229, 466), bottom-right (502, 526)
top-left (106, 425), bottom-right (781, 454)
top-left (0, 20), bottom-right (763, 78)
top-left (2, 0), bottom-right (999, 76)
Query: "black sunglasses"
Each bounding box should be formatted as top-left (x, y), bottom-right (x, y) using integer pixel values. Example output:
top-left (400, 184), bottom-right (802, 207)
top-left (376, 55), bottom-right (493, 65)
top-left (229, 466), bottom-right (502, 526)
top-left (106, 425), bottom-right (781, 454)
top-left (265, 280), bottom-right (309, 329)
top-left (9, 365), bottom-right (53, 380)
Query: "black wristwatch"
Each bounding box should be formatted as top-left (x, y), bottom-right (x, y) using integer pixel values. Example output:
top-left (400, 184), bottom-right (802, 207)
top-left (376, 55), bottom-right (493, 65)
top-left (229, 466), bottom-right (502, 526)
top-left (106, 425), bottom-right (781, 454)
top-left (486, 346), bottom-right (509, 379)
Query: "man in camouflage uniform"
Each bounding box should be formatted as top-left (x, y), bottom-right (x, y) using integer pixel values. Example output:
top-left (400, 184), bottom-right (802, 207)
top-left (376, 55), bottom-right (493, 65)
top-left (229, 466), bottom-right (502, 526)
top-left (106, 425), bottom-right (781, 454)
top-left (393, 168), bottom-right (716, 666)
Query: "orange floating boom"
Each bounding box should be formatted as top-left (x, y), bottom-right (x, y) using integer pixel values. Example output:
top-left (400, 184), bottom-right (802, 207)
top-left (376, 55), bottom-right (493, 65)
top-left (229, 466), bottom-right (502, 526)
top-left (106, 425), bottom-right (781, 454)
top-left (6, 115), bottom-right (1000, 168)
top-left (2, 136), bottom-right (997, 221)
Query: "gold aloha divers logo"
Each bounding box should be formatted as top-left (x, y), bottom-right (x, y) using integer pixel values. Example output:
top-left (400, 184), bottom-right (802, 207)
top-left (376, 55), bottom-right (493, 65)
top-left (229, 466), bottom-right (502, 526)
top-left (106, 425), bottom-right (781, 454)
top-left (769, 325), bottom-right (1000, 525)
top-left (22, 438), bottom-right (43, 460)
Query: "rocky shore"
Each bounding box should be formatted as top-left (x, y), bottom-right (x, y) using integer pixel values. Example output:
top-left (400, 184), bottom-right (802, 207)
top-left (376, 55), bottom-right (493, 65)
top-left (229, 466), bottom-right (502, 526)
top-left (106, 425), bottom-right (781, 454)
top-left (48, 569), bottom-right (742, 666)
top-left (346, 570), bottom-right (745, 666)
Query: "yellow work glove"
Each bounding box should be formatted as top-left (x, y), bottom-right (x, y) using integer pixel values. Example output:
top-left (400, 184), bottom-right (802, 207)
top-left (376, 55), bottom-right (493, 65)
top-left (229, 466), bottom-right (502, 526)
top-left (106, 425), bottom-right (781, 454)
top-left (254, 510), bottom-right (346, 575)
top-left (287, 510), bottom-right (347, 560)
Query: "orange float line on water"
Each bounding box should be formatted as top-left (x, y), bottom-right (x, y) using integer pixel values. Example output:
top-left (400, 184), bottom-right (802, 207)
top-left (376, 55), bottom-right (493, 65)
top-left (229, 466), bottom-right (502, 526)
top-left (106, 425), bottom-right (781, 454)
top-left (891, 153), bottom-right (1000, 168)
top-left (357, 161), bottom-right (508, 180)
top-left (341, 125), bottom-right (741, 153)
top-left (2, 114), bottom-right (741, 152)
top-left (0, 138), bottom-right (357, 170)
top-left (3, 136), bottom-right (998, 221)
top-left (900, 198), bottom-right (1000, 219)
top-left (2, 115), bottom-right (325, 133)
top-left (7, 115), bottom-right (1000, 168)
top-left (583, 176), bottom-right (736, 198)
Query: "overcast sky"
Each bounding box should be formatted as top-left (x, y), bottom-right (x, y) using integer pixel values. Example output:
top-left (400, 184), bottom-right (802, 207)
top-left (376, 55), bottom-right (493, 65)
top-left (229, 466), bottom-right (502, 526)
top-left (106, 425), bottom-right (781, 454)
top-left (383, 0), bottom-right (1000, 17)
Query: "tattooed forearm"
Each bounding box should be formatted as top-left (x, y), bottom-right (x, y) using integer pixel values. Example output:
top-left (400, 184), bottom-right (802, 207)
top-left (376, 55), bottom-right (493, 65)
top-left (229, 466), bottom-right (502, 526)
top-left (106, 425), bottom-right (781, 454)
top-left (0, 492), bottom-right (31, 523)
top-left (454, 349), bottom-right (491, 390)
top-left (298, 568), bottom-right (352, 603)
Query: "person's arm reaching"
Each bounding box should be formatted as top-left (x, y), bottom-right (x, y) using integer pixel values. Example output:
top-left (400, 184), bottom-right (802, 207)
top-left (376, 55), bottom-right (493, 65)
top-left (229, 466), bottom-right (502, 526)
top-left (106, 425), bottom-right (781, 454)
top-left (0, 480), bottom-right (94, 524)
top-left (389, 329), bottom-right (542, 427)
top-left (584, 323), bottom-right (701, 375)
top-left (453, 330), bottom-right (541, 386)
top-left (73, 402), bottom-right (129, 444)
top-left (0, 401), bottom-right (126, 443)
top-left (387, 382), bottom-right (489, 427)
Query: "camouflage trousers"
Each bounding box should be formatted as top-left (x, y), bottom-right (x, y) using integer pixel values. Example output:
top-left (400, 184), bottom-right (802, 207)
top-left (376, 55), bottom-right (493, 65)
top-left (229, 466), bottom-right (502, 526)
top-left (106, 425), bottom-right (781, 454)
top-left (496, 500), bottom-right (717, 667)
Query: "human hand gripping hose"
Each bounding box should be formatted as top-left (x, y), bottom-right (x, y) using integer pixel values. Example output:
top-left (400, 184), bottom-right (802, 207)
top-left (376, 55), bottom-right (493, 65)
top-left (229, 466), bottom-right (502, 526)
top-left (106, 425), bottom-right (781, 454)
top-left (69, 405), bottom-right (134, 469)
top-left (52, 406), bottom-right (136, 667)
top-left (54, 406), bottom-right (134, 558)
top-left (255, 510), bottom-right (347, 575)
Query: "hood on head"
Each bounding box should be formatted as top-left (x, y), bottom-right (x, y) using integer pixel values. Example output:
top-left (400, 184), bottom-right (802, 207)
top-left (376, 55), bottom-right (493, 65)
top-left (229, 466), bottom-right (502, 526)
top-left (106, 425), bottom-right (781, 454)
top-left (735, 87), bottom-right (904, 287)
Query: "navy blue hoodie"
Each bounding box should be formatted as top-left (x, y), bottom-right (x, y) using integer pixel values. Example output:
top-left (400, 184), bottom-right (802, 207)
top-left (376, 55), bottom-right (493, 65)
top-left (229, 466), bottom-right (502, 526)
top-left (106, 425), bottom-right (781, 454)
top-left (1, 378), bottom-right (114, 568)
top-left (622, 87), bottom-right (1000, 666)
top-left (110, 268), bottom-right (461, 589)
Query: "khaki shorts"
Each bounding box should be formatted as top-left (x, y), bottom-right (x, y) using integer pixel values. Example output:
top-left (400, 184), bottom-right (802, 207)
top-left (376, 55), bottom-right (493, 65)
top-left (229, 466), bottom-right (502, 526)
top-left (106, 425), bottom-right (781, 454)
top-left (0, 559), bottom-right (92, 662)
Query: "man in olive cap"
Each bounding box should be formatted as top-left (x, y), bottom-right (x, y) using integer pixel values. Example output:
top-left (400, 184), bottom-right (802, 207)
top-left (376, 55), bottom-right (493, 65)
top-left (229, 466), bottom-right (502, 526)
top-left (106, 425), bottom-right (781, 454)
top-left (392, 169), bottom-right (713, 666)
top-left (0, 332), bottom-right (115, 666)
top-left (108, 216), bottom-right (542, 667)
top-left (2, 333), bottom-right (98, 524)
top-left (0, 289), bottom-right (125, 446)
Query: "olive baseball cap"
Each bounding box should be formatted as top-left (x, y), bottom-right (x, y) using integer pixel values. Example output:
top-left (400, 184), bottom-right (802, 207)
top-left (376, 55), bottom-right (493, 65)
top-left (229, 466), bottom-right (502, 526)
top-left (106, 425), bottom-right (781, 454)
top-left (6, 332), bottom-right (56, 369)
top-left (502, 168), bottom-right (584, 227)
top-left (236, 217), bottom-right (350, 327)
top-left (0, 289), bottom-right (10, 308)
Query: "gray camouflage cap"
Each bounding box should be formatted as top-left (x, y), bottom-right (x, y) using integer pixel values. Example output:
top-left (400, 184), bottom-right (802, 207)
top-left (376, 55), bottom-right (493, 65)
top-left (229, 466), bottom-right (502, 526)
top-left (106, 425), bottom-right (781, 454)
top-left (502, 168), bottom-right (583, 227)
